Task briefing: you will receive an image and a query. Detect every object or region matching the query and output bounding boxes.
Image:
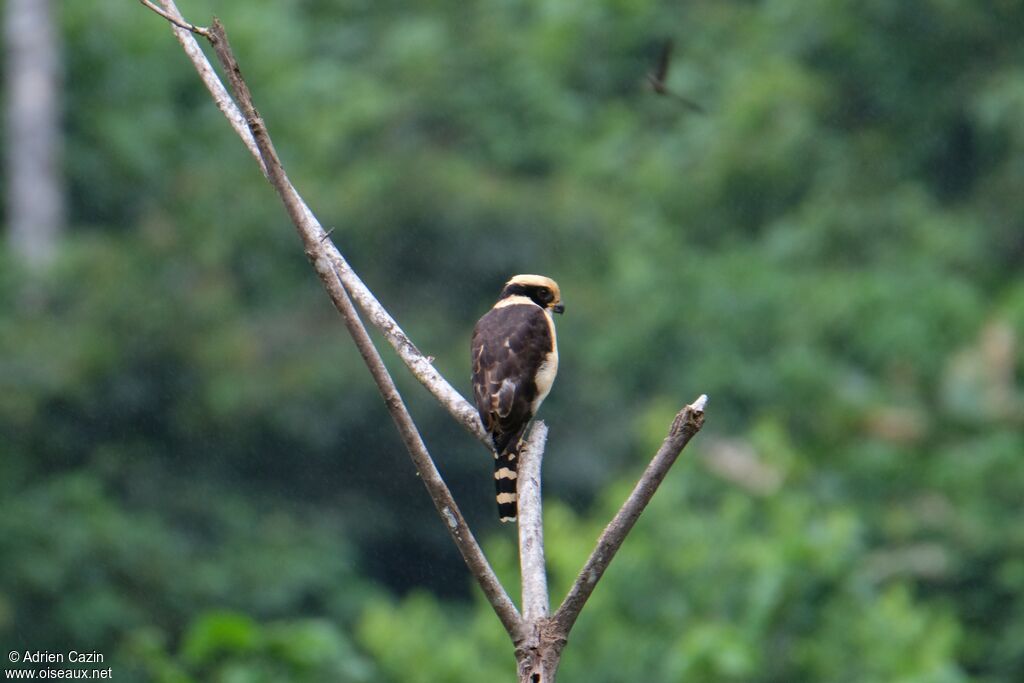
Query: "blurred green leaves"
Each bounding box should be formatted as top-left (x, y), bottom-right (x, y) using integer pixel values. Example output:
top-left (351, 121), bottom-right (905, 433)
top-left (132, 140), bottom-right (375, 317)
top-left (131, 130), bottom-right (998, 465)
top-left (125, 611), bottom-right (374, 682)
top-left (358, 457), bottom-right (970, 682)
top-left (1, 0), bottom-right (1023, 680)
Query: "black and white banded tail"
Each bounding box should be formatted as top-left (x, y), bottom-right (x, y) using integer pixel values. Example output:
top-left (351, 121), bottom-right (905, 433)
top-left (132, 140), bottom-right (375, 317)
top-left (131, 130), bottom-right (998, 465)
top-left (494, 446), bottom-right (519, 522)
top-left (472, 274), bottom-right (563, 525)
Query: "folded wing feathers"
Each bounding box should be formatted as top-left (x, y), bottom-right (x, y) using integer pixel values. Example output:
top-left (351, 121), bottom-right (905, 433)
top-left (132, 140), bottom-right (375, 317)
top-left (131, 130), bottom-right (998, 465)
top-left (494, 378), bottom-right (516, 418)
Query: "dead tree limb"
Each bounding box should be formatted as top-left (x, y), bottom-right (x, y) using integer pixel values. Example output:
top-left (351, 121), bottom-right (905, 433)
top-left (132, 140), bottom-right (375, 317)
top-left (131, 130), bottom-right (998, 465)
top-left (145, 1), bottom-right (263, 176)
top-left (553, 395), bottom-right (707, 635)
top-left (140, 4), bottom-right (708, 680)
top-left (517, 422), bottom-right (550, 625)
top-left (323, 265), bottom-right (521, 635)
top-left (141, 0), bottom-right (517, 635)
top-left (514, 422), bottom-right (564, 682)
top-left (141, 0), bottom-right (489, 446)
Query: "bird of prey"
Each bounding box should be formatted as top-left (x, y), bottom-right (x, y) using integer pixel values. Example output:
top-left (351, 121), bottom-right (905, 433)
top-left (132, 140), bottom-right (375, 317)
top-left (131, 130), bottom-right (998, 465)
top-left (647, 38), bottom-right (704, 113)
top-left (471, 274), bottom-right (564, 522)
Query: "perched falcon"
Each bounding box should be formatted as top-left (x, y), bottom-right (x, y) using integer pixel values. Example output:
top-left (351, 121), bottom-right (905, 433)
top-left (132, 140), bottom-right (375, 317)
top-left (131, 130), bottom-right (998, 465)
top-left (472, 274), bottom-right (564, 522)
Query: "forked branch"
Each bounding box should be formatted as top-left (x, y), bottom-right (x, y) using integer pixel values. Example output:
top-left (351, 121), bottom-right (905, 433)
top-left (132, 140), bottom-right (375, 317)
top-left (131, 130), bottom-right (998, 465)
top-left (138, 0), bottom-right (210, 36)
top-left (140, 4), bottom-right (708, 680)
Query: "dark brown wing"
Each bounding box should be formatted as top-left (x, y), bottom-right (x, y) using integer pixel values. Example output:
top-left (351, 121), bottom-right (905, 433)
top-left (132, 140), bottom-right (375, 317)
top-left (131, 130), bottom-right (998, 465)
top-left (471, 303), bottom-right (552, 454)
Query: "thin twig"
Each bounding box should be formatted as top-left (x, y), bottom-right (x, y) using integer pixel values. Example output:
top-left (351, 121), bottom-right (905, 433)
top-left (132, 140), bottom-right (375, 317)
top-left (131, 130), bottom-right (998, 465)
top-left (148, 0), bottom-right (488, 445)
top-left (553, 394), bottom-right (707, 635)
top-left (517, 422), bottom-right (549, 623)
top-left (139, 0), bottom-right (210, 37)
top-left (148, 0), bottom-right (264, 172)
top-left (514, 423), bottom-right (560, 682)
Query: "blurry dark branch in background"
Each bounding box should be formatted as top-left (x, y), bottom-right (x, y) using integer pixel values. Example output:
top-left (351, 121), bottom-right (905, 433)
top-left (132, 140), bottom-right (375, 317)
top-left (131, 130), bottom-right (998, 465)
top-left (646, 38), bottom-right (705, 114)
top-left (143, 0), bottom-right (490, 446)
top-left (142, 0), bottom-right (518, 634)
top-left (554, 395), bottom-right (707, 635)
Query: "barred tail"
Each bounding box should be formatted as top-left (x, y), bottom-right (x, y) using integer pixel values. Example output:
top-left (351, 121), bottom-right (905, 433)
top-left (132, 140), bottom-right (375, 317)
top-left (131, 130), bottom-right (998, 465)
top-left (494, 446), bottom-right (519, 523)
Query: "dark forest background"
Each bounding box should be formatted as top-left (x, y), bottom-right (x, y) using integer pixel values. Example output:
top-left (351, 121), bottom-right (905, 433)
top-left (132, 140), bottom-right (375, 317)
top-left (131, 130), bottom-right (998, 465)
top-left (2, 0), bottom-right (1023, 681)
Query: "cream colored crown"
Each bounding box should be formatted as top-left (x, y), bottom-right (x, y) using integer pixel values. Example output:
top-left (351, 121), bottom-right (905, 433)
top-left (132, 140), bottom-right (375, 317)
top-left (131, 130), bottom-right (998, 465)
top-left (506, 274), bottom-right (561, 301)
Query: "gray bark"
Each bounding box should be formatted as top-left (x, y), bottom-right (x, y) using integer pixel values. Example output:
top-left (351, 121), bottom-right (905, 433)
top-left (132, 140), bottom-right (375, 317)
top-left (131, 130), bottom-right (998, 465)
top-left (4, 0), bottom-right (64, 268)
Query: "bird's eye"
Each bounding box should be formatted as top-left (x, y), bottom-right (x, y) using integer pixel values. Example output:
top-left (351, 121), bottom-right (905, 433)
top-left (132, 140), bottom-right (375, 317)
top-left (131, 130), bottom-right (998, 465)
top-left (537, 289), bottom-right (551, 302)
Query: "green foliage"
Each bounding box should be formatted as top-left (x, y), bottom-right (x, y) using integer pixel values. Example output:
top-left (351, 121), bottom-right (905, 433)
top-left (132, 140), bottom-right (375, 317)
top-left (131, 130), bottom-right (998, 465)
top-left (124, 611), bottom-right (373, 682)
top-left (359, 594), bottom-right (509, 683)
top-left (2, 0), bottom-right (1023, 680)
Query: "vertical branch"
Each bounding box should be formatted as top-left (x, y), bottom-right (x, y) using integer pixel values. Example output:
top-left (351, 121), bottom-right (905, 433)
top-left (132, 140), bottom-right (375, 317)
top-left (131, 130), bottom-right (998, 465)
top-left (515, 422), bottom-right (564, 682)
top-left (140, 7), bottom-right (711, 680)
top-left (518, 422), bottom-right (550, 623)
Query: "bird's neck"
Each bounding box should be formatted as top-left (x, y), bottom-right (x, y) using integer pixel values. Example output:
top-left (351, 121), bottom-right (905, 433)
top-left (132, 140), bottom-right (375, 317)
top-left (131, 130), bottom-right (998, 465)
top-left (494, 295), bottom-right (538, 309)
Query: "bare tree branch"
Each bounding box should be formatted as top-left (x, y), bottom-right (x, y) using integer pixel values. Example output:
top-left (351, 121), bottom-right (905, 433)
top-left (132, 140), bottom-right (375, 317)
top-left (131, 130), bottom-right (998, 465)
top-left (145, 0), bottom-right (490, 446)
top-left (514, 423), bottom-right (564, 683)
top-left (324, 264), bottom-right (522, 636)
top-left (553, 394), bottom-right (707, 635)
top-left (143, 2), bottom-right (518, 634)
top-left (141, 1), bottom-right (263, 174)
top-left (142, 5), bottom-right (711, 677)
top-left (517, 422), bottom-right (549, 623)
top-left (327, 247), bottom-right (488, 444)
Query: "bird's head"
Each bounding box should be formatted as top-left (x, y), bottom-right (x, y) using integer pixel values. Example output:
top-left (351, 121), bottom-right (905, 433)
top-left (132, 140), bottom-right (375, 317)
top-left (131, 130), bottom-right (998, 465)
top-left (500, 274), bottom-right (564, 314)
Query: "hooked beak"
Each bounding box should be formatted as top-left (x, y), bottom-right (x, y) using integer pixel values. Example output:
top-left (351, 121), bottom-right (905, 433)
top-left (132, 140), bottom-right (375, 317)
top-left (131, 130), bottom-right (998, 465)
top-left (552, 303), bottom-right (565, 315)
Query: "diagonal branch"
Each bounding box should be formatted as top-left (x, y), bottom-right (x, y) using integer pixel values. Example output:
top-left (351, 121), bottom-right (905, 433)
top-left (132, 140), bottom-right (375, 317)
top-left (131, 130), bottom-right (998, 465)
top-left (142, 1), bottom-right (519, 635)
top-left (149, 0), bottom-right (265, 175)
top-left (325, 265), bottom-right (521, 636)
top-left (553, 394), bottom-right (707, 636)
top-left (144, 0), bottom-right (489, 446)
